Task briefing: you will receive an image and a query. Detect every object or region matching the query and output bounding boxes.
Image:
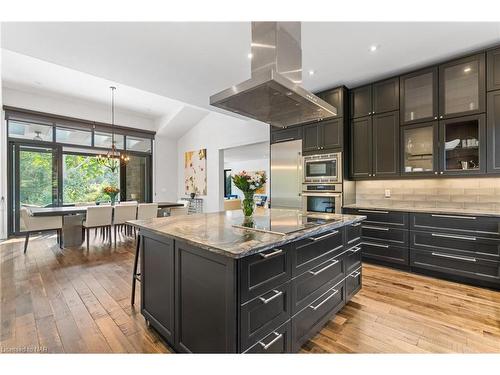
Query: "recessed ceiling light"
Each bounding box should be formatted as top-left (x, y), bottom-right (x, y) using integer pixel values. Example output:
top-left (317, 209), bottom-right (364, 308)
top-left (464, 66), bottom-right (471, 73)
top-left (369, 45), bottom-right (379, 52)
top-left (247, 53), bottom-right (253, 59)
top-left (308, 69), bottom-right (315, 76)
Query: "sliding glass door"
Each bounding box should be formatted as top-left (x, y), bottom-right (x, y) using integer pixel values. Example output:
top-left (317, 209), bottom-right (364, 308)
top-left (9, 143), bottom-right (59, 233)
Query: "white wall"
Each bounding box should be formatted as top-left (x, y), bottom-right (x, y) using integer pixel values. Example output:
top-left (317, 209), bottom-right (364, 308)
top-left (0, 31), bottom-right (6, 239)
top-left (154, 135), bottom-right (178, 202)
top-left (177, 112), bottom-right (269, 213)
top-left (224, 159), bottom-right (269, 199)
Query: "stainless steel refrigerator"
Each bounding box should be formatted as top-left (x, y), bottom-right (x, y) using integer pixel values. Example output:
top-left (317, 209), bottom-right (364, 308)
top-left (270, 140), bottom-right (303, 209)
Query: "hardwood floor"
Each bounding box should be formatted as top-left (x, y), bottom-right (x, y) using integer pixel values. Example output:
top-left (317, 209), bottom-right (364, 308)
top-left (1, 233), bottom-right (499, 353)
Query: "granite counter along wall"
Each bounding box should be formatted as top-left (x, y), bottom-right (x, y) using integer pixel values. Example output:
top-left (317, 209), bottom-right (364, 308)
top-left (355, 177), bottom-right (500, 212)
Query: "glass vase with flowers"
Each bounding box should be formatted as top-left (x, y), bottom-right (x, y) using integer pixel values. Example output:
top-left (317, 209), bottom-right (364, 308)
top-left (231, 171), bottom-right (266, 219)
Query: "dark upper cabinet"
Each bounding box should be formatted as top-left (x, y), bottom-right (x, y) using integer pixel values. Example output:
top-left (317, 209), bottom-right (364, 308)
top-left (401, 121), bottom-right (439, 176)
top-left (350, 85), bottom-right (372, 119)
top-left (372, 77), bottom-right (399, 114)
top-left (317, 87), bottom-right (345, 118)
top-left (372, 111), bottom-right (400, 177)
top-left (303, 119), bottom-right (343, 153)
top-left (439, 53), bottom-right (486, 119)
top-left (270, 126), bottom-right (302, 144)
top-left (350, 116), bottom-right (372, 178)
top-left (438, 113), bottom-right (486, 175)
top-left (487, 90), bottom-right (500, 173)
top-left (487, 48), bottom-right (500, 91)
top-left (400, 67), bottom-right (439, 125)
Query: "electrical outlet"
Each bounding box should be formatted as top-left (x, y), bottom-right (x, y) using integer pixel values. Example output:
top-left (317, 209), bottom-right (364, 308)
top-left (385, 189), bottom-right (391, 198)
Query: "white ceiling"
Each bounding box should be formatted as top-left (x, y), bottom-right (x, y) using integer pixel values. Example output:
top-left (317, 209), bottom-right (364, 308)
top-left (224, 142), bottom-right (269, 163)
top-left (2, 22), bottom-right (500, 131)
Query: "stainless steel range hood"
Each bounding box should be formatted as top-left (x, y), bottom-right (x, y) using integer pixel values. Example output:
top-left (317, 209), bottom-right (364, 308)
top-left (209, 22), bottom-right (337, 128)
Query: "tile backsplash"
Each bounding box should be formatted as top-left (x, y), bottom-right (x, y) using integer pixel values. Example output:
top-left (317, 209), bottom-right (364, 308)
top-left (355, 178), bottom-right (500, 211)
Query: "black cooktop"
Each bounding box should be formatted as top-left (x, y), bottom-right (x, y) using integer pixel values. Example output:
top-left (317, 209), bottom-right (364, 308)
top-left (231, 211), bottom-right (339, 235)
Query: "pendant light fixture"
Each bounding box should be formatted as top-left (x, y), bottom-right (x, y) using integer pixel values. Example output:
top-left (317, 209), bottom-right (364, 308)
top-left (97, 86), bottom-right (130, 172)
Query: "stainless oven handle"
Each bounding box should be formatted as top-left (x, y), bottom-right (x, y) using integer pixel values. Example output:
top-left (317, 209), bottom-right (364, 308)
top-left (309, 230), bottom-right (339, 242)
top-left (301, 193), bottom-right (342, 197)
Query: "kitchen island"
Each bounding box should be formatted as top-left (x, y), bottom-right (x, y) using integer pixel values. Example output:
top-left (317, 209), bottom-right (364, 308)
top-left (129, 209), bottom-right (365, 353)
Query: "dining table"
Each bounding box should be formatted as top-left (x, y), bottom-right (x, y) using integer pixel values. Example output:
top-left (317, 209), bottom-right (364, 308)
top-left (28, 202), bottom-right (185, 247)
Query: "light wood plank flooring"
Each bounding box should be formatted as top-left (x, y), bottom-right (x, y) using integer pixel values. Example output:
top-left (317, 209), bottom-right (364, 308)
top-left (1, 233), bottom-right (499, 353)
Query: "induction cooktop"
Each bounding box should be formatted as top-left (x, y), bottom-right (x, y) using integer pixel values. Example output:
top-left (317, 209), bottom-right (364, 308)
top-left (231, 211), bottom-right (339, 235)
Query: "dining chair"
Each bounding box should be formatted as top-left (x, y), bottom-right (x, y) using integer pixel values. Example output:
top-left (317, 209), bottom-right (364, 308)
top-left (119, 200), bottom-right (138, 205)
top-left (169, 206), bottom-right (189, 216)
top-left (131, 203), bottom-right (159, 306)
top-left (20, 207), bottom-right (63, 254)
top-left (113, 203), bottom-right (138, 243)
top-left (82, 206), bottom-right (113, 250)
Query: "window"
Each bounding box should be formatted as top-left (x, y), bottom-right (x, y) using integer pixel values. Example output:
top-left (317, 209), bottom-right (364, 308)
top-left (56, 127), bottom-right (92, 146)
top-left (224, 169), bottom-right (232, 198)
top-left (126, 136), bottom-right (152, 152)
top-left (94, 131), bottom-right (124, 149)
top-left (8, 120), bottom-right (53, 142)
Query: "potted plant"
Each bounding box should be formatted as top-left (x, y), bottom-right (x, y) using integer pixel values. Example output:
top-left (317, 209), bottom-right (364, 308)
top-left (231, 171), bottom-right (266, 219)
top-left (103, 186), bottom-right (120, 206)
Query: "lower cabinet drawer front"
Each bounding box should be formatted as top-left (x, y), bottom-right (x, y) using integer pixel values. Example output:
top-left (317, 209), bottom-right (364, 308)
top-left (411, 231), bottom-right (500, 260)
top-left (240, 282), bottom-right (291, 351)
top-left (292, 229), bottom-right (344, 277)
top-left (292, 279), bottom-right (345, 351)
top-left (411, 213), bottom-right (500, 238)
top-left (345, 243), bottom-right (362, 274)
top-left (344, 208), bottom-right (409, 229)
top-left (244, 321), bottom-right (291, 353)
top-left (291, 255), bottom-right (345, 314)
top-left (361, 225), bottom-right (408, 246)
top-left (346, 267), bottom-right (362, 300)
top-left (240, 244), bottom-right (291, 303)
top-left (362, 241), bottom-right (409, 266)
top-left (346, 222), bottom-right (362, 245)
top-left (411, 249), bottom-right (500, 283)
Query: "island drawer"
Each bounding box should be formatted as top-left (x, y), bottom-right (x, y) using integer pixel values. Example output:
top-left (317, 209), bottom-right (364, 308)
top-left (410, 248), bottom-right (500, 284)
top-left (410, 230), bottom-right (500, 261)
top-left (291, 253), bottom-right (345, 314)
top-left (361, 225), bottom-right (408, 246)
top-left (243, 321), bottom-right (291, 353)
top-left (345, 243), bottom-right (362, 274)
top-left (346, 221), bottom-right (362, 245)
top-left (240, 244), bottom-right (292, 303)
top-left (362, 241), bottom-right (409, 266)
top-left (346, 267), bottom-right (362, 300)
top-left (410, 213), bottom-right (500, 238)
top-left (291, 278), bottom-right (346, 352)
top-left (239, 282), bottom-right (291, 351)
top-left (291, 229), bottom-right (344, 277)
top-left (344, 208), bottom-right (409, 229)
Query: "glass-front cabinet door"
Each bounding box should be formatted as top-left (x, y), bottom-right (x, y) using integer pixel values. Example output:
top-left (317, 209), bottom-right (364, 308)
top-left (439, 114), bottom-right (486, 175)
top-left (401, 122), bottom-right (438, 175)
top-left (439, 53), bottom-right (485, 119)
top-left (400, 67), bottom-right (438, 125)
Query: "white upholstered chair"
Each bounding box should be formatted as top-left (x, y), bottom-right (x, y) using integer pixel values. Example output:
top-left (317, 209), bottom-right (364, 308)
top-left (83, 206), bottom-right (113, 250)
top-left (20, 207), bottom-right (63, 254)
top-left (169, 206), bottom-right (189, 216)
top-left (113, 203), bottom-right (138, 243)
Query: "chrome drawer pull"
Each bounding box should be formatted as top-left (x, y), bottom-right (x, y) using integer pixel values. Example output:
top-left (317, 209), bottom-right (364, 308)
top-left (309, 259), bottom-right (339, 276)
top-left (431, 233), bottom-right (477, 241)
top-left (363, 242), bottom-right (389, 248)
top-left (431, 214), bottom-right (476, 220)
top-left (349, 245), bottom-right (361, 253)
top-left (260, 248), bottom-right (283, 259)
top-left (351, 222), bottom-right (362, 227)
top-left (309, 230), bottom-right (339, 242)
top-left (259, 332), bottom-right (282, 350)
top-left (350, 271), bottom-right (361, 278)
top-left (259, 290), bottom-right (283, 304)
top-left (359, 209), bottom-right (389, 214)
top-left (431, 252), bottom-right (477, 262)
top-left (363, 225), bottom-right (390, 231)
top-left (348, 236), bottom-right (361, 244)
top-left (309, 288), bottom-right (339, 311)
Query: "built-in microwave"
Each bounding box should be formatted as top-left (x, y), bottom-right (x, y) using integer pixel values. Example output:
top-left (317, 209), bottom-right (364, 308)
top-left (303, 152), bottom-right (342, 183)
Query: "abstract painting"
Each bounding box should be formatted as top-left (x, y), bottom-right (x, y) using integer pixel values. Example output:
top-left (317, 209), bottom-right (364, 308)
top-left (184, 148), bottom-right (207, 196)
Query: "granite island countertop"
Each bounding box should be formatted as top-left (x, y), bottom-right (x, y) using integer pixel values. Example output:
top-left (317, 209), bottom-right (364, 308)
top-left (343, 203), bottom-right (500, 218)
top-left (128, 209), bottom-right (365, 259)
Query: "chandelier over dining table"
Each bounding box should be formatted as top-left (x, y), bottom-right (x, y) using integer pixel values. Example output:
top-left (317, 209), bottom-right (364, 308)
top-left (97, 86), bottom-right (130, 172)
